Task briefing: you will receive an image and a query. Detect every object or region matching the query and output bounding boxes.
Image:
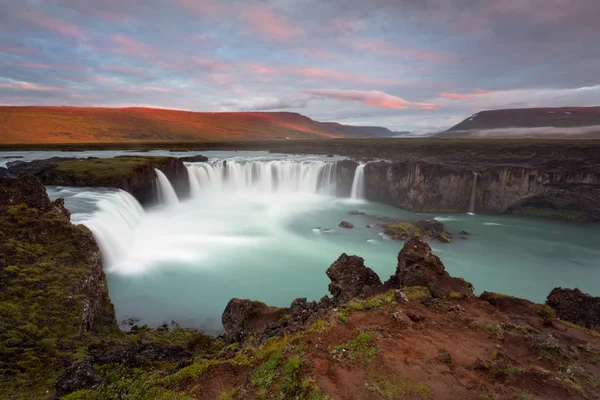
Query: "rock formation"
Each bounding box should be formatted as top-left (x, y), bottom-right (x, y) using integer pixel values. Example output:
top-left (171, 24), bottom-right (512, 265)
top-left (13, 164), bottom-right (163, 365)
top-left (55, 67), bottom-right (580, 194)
top-left (391, 237), bottom-right (473, 298)
top-left (547, 287), bottom-right (600, 330)
top-left (221, 298), bottom-right (287, 341)
top-left (326, 253), bottom-right (382, 302)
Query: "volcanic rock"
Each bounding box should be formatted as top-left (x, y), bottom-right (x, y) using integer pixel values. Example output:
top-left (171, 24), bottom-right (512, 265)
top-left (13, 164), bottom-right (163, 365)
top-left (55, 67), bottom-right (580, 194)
top-left (326, 253), bottom-right (382, 302)
top-left (546, 288), bottom-right (600, 330)
top-left (222, 298), bottom-right (287, 341)
top-left (338, 221), bottom-right (354, 229)
top-left (54, 357), bottom-right (101, 398)
top-left (393, 237), bottom-right (473, 298)
top-left (179, 154), bottom-right (209, 162)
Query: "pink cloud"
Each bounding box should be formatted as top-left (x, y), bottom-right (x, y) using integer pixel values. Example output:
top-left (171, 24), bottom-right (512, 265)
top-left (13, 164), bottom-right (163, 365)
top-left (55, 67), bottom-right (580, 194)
top-left (0, 46), bottom-right (36, 54)
top-left (104, 65), bottom-right (145, 75)
top-left (245, 63), bottom-right (279, 75)
top-left (0, 81), bottom-right (62, 92)
top-left (20, 11), bottom-right (83, 38)
top-left (304, 89), bottom-right (443, 110)
top-left (149, 87), bottom-right (174, 93)
top-left (298, 67), bottom-right (403, 86)
top-left (1, 61), bottom-right (87, 71)
top-left (111, 35), bottom-right (154, 56)
top-left (344, 38), bottom-right (453, 63)
top-left (192, 57), bottom-right (230, 72)
top-left (440, 89), bottom-right (490, 100)
top-left (242, 8), bottom-right (298, 41)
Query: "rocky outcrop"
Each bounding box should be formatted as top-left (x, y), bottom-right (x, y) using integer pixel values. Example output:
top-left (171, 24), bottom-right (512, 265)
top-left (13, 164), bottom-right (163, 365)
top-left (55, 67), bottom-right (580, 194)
top-left (546, 288), bottom-right (600, 330)
top-left (363, 160), bottom-right (600, 221)
top-left (326, 254), bottom-right (382, 302)
top-left (6, 156), bottom-right (190, 206)
top-left (53, 357), bottom-right (100, 398)
top-left (180, 154), bottom-right (209, 163)
top-left (335, 159), bottom-right (358, 197)
top-left (381, 219), bottom-right (452, 243)
top-left (391, 237), bottom-right (473, 298)
top-left (338, 221), bottom-right (354, 229)
top-left (222, 298), bottom-right (287, 341)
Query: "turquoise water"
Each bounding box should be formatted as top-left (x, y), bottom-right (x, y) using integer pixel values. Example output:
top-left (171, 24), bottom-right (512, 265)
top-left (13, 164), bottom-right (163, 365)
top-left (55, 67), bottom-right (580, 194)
top-left (49, 185), bottom-right (600, 334)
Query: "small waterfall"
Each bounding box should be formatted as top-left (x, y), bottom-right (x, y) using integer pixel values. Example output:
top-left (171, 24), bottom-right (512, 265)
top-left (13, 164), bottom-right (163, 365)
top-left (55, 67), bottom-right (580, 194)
top-left (350, 164), bottom-right (366, 200)
top-left (185, 160), bottom-right (337, 195)
top-left (154, 169), bottom-right (179, 206)
top-left (82, 190), bottom-right (145, 267)
top-left (468, 171), bottom-right (478, 214)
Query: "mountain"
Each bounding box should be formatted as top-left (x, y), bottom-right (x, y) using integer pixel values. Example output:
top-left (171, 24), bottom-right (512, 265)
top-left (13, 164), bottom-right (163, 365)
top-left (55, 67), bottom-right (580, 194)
top-left (0, 106), bottom-right (393, 144)
top-left (438, 106), bottom-right (600, 138)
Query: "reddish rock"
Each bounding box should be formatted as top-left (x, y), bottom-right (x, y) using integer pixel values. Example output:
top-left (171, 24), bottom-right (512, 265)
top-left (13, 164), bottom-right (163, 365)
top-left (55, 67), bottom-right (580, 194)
top-left (326, 253), bottom-right (382, 302)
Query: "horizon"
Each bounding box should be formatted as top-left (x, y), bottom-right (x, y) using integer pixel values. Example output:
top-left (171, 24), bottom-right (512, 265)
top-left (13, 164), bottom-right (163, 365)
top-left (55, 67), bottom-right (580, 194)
top-left (1, 1), bottom-right (599, 131)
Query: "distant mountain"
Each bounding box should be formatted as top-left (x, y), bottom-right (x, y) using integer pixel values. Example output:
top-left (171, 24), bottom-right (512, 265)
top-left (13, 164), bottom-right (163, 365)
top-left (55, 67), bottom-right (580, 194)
top-left (0, 106), bottom-right (393, 144)
top-left (438, 106), bottom-right (600, 138)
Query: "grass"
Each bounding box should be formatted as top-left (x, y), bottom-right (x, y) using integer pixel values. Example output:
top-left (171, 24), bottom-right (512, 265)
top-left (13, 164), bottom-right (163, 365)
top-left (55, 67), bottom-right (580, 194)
top-left (534, 304), bottom-right (556, 323)
top-left (251, 349), bottom-right (284, 389)
top-left (331, 332), bottom-right (377, 364)
top-left (515, 393), bottom-right (533, 400)
top-left (537, 344), bottom-right (566, 364)
top-left (448, 291), bottom-right (465, 300)
top-left (592, 354), bottom-right (600, 365)
top-left (476, 322), bottom-right (504, 339)
top-left (368, 372), bottom-right (433, 400)
top-left (308, 319), bottom-right (329, 334)
top-left (403, 286), bottom-right (431, 301)
top-left (218, 388), bottom-right (243, 400)
top-left (336, 291), bottom-right (397, 324)
top-left (54, 156), bottom-right (174, 183)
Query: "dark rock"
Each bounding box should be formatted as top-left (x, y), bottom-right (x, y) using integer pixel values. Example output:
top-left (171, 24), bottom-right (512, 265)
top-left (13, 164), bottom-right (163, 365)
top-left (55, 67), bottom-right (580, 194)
top-left (338, 221), bottom-right (354, 229)
top-left (546, 288), bottom-right (600, 330)
top-left (54, 357), bottom-right (101, 398)
top-left (348, 210), bottom-right (365, 215)
top-left (473, 357), bottom-right (489, 371)
top-left (459, 230), bottom-right (470, 235)
top-left (394, 237), bottom-right (473, 298)
top-left (326, 253), bottom-right (382, 302)
top-left (0, 174), bottom-right (50, 210)
top-left (91, 342), bottom-right (190, 367)
top-left (335, 160), bottom-right (359, 197)
top-left (221, 298), bottom-right (287, 341)
top-left (180, 154), bottom-right (209, 163)
top-left (438, 349), bottom-right (452, 364)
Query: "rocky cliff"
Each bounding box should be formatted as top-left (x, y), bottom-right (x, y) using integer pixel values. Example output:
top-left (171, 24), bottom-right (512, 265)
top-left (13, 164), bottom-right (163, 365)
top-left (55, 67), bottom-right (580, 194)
top-left (361, 160), bottom-right (600, 221)
top-left (6, 156), bottom-right (190, 206)
top-left (0, 175), bottom-right (118, 397)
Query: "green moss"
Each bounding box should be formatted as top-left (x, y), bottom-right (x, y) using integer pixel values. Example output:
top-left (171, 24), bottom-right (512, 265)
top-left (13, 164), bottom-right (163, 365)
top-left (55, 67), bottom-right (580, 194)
top-left (54, 156), bottom-right (174, 183)
top-left (332, 332), bottom-right (377, 364)
top-left (403, 286), bottom-right (431, 301)
top-left (308, 319), bottom-right (329, 334)
top-left (448, 291), bottom-right (465, 300)
top-left (368, 372), bottom-right (433, 400)
top-left (476, 322), bottom-right (504, 339)
top-left (157, 359), bottom-right (219, 388)
top-left (383, 222), bottom-right (422, 240)
top-left (251, 349), bottom-right (284, 389)
top-left (534, 304), bottom-right (555, 323)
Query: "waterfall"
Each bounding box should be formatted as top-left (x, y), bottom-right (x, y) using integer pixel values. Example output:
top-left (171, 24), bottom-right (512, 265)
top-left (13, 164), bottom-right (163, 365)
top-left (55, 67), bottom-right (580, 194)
top-left (154, 169), bottom-right (179, 205)
top-left (350, 164), bottom-right (366, 200)
top-left (82, 190), bottom-right (145, 268)
top-left (185, 160), bottom-right (337, 195)
top-left (468, 171), bottom-right (478, 214)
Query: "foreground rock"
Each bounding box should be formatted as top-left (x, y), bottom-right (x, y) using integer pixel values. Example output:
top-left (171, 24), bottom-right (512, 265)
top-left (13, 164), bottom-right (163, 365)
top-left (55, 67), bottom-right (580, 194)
top-left (547, 287), bottom-right (600, 330)
top-left (391, 237), bottom-right (473, 298)
top-left (6, 156), bottom-right (190, 206)
top-left (338, 220), bottom-right (354, 229)
top-left (222, 298), bottom-right (287, 341)
top-left (326, 254), bottom-right (382, 302)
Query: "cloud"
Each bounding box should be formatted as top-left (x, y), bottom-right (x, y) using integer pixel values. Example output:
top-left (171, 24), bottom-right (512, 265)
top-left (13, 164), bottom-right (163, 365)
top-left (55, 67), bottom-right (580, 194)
top-left (304, 89), bottom-right (443, 110)
top-left (298, 67), bottom-right (402, 85)
top-left (0, 80), bottom-right (61, 92)
top-left (242, 8), bottom-right (298, 41)
top-left (111, 35), bottom-right (154, 56)
top-left (19, 11), bottom-right (83, 38)
top-left (224, 97), bottom-right (309, 111)
top-left (440, 89), bottom-right (490, 100)
top-left (343, 38), bottom-right (454, 63)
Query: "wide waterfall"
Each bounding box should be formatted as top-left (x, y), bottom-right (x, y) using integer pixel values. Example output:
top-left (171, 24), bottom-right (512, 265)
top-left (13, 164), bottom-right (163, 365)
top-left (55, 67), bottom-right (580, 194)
top-left (185, 160), bottom-right (337, 195)
top-left (81, 190), bottom-right (146, 268)
top-left (468, 171), bottom-right (478, 214)
top-left (155, 169), bottom-right (179, 205)
top-left (350, 164), bottom-right (366, 200)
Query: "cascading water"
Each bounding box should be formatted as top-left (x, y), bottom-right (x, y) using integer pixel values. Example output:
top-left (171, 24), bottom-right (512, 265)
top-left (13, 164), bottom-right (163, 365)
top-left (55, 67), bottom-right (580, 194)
top-left (350, 164), bottom-right (366, 200)
top-left (468, 171), bottom-right (478, 215)
top-left (185, 160), bottom-right (337, 195)
top-left (155, 169), bottom-right (179, 205)
top-left (81, 190), bottom-right (146, 268)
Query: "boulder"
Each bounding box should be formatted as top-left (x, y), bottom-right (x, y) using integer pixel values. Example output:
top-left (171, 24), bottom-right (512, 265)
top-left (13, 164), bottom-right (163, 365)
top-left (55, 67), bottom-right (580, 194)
top-left (53, 357), bottom-right (101, 398)
top-left (394, 237), bottom-right (473, 298)
top-left (546, 288), bottom-right (600, 330)
top-left (338, 221), bottom-right (354, 229)
top-left (326, 253), bottom-right (382, 302)
top-left (222, 298), bottom-right (287, 341)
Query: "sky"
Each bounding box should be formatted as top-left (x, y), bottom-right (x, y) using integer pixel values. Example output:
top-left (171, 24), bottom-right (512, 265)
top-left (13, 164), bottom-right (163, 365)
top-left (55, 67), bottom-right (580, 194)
top-left (1, 0), bottom-right (599, 132)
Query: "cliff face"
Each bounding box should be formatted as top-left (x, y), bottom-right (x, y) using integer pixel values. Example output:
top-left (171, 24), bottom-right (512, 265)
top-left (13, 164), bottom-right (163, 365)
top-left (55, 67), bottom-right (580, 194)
top-left (363, 161), bottom-right (600, 220)
top-left (0, 175), bottom-right (118, 396)
top-left (6, 156), bottom-right (190, 206)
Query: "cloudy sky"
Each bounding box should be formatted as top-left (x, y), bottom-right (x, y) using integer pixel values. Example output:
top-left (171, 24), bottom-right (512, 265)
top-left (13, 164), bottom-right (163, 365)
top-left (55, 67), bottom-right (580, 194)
top-left (1, 0), bottom-right (599, 131)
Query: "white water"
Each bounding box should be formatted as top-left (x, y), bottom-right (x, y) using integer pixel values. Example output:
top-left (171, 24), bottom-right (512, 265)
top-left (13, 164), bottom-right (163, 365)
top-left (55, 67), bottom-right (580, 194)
top-left (155, 169), bottom-right (179, 206)
top-left (42, 154), bottom-right (600, 333)
top-left (468, 171), bottom-right (478, 214)
top-left (350, 164), bottom-right (366, 200)
top-left (185, 160), bottom-right (337, 195)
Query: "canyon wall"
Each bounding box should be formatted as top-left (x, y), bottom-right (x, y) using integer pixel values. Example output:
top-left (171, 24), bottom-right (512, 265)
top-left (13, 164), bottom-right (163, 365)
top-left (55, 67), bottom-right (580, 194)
top-left (361, 161), bottom-right (600, 221)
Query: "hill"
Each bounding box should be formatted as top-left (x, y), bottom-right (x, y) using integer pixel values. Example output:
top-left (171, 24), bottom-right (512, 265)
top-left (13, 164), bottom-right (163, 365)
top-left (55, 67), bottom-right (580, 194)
top-left (0, 106), bottom-right (394, 144)
top-left (439, 106), bottom-right (600, 138)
